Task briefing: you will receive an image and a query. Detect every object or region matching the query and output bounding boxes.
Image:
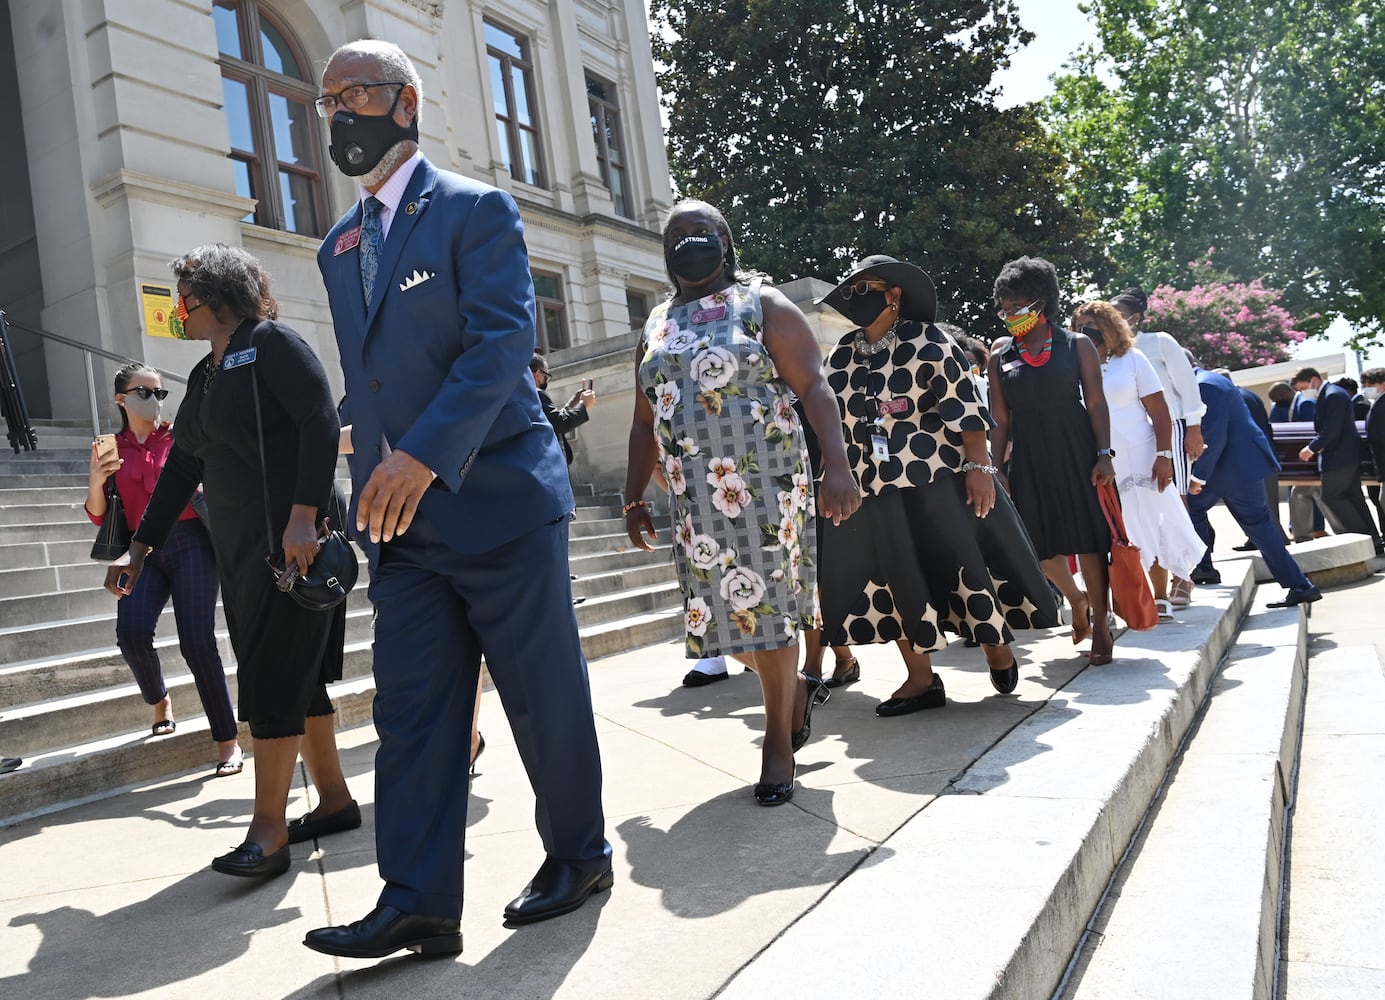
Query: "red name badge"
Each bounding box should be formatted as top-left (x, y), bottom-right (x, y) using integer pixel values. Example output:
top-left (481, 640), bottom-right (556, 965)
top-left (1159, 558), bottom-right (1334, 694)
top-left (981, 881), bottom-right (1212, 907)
top-left (690, 305), bottom-right (727, 324)
top-left (333, 226), bottom-right (362, 255)
top-left (879, 397), bottom-right (910, 416)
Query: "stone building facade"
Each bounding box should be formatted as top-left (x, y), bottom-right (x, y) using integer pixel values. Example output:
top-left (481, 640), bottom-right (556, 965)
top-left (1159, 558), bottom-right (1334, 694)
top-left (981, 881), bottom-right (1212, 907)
top-left (0, 0), bottom-right (674, 464)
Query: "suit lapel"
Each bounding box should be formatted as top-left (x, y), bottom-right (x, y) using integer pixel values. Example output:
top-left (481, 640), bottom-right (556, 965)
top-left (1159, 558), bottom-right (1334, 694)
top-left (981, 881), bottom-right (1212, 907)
top-left (364, 160), bottom-right (436, 339)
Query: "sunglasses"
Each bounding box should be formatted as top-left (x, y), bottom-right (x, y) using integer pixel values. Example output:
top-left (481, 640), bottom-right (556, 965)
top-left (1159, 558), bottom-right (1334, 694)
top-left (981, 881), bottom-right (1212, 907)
top-left (996, 299), bottom-right (1041, 319)
top-left (126, 386), bottom-right (169, 401)
top-left (840, 279), bottom-right (889, 300)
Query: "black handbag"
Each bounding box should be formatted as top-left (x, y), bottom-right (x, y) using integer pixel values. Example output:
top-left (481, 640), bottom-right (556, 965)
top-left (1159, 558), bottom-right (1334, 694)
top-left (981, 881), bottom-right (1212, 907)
top-left (90, 477), bottom-right (132, 561)
top-left (249, 348), bottom-right (358, 611)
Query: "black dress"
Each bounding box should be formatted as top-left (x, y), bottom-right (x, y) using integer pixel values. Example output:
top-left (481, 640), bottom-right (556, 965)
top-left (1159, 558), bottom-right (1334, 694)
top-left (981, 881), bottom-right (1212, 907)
top-left (134, 319), bottom-right (346, 738)
top-left (993, 327), bottom-right (1111, 560)
top-left (818, 320), bottom-right (1058, 651)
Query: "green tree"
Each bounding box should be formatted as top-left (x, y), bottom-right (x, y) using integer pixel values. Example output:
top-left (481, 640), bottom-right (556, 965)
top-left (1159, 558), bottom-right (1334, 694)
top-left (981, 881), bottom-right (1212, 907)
top-left (1045, 0), bottom-right (1385, 345)
top-left (649, 0), bottom-right (1111, 335)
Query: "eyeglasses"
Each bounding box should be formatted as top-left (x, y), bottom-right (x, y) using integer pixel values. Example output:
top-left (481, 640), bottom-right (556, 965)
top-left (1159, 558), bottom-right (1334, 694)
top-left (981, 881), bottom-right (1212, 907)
top-left (840, 279), bottom-right (889, 300)
top-left (126, 386), bottom-right (169, 401)
top-left (314, 81), bottom-right (406, 119)
top-left (996, 299), bottom-right (1041, 319)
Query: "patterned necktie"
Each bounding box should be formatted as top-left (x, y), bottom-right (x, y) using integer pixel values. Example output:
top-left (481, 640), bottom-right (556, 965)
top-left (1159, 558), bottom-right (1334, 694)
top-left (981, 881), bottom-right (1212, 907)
top-left (360, 196), bottom-right (384, 303)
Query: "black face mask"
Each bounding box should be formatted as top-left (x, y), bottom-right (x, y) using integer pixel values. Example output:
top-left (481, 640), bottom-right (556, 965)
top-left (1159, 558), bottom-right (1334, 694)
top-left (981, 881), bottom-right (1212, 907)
top-left (328, 90), bottom-right (419, 177)
top-left (842, 290), bottom-right (890, 329)
top-left (668, 234), bottom-right (726, 284)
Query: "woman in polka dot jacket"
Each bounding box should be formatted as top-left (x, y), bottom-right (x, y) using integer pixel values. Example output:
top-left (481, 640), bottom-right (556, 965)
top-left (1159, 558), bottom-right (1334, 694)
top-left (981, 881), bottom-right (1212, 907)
top-left (815, 256), bottom-right (1059, 715)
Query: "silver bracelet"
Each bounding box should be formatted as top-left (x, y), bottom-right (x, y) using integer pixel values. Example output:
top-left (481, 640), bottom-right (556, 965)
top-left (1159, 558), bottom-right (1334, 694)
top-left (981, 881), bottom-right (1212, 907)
top-left (960, 461), bottom-right (999, 475)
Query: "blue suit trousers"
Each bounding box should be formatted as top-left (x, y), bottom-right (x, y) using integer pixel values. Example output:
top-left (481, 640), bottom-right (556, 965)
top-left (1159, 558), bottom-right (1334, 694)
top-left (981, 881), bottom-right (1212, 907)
top-left (1188, 478), bottom-right (1312, 593)
top-left (368, 514), bottom-right (610, 919)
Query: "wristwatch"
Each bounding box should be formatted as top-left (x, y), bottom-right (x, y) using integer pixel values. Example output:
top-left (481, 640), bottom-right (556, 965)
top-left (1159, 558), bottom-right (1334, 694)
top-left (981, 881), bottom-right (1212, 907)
top-left (1097, 448), bottom-right (1116, 458)
top-left (1154, 449), bottom-right (1174, 459)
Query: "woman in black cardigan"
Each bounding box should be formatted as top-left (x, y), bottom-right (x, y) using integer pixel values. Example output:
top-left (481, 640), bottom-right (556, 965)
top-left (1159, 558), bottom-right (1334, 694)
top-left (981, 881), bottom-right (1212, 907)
top-left (107, 244), bottom-right (358, 879)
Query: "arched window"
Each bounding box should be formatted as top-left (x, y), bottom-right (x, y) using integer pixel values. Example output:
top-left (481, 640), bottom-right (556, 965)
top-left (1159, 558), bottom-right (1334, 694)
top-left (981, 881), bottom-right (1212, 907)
top-left (213, 0), bottom-right (327, 237)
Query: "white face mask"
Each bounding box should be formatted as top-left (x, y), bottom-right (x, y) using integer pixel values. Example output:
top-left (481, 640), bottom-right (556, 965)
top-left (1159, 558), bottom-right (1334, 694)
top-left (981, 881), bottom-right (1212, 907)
top-left (1364, 386), bottom-right (1380, 402)
top-left (1297, 387), bottom-right (1319, 401)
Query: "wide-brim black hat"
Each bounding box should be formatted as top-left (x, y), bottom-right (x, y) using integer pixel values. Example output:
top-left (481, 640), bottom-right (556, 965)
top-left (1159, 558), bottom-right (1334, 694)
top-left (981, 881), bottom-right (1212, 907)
top-left (817, 254), bottom-right (938, 323)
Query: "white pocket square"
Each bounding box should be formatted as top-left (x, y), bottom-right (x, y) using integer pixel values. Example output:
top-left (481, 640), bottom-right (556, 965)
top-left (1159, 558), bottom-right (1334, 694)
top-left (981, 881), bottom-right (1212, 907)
top-left (400, 269), bottom-right (435, 292)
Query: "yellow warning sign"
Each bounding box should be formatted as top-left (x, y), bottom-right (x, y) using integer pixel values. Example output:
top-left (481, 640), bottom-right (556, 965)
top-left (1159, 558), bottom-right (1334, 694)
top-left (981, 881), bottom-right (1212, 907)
top-left (141, 283), bottom-right (176, 339)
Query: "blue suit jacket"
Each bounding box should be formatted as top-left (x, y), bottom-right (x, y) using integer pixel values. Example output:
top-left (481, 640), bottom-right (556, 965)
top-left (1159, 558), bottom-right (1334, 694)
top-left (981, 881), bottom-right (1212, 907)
top-left (1190, 371), bottom-right (1280, 494)
top-left (1308, 381), bottom-right (1363, 472)
top-left (318, 157), bottom-right (572, 564)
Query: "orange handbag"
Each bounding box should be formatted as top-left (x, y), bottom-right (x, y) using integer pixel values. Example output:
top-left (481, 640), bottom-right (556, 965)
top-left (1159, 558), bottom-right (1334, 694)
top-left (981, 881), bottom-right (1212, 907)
top-left (1097, 481), bottom-right (1158, 631)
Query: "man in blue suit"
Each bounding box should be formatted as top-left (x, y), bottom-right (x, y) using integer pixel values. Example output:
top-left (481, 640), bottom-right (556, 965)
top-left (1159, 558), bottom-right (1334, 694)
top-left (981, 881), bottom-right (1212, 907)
top-left (1293, 367), bottom-right (1383, 554)
top-left (1186, 370), bottom-right (1321, 608)
top-left (303, 41), bottom-right (610, 960)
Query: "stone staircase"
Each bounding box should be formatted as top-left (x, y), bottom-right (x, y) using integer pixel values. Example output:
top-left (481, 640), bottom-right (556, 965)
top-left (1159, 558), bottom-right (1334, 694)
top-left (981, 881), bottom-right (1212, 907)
top-left (0, 448), bottom-right (682, 822)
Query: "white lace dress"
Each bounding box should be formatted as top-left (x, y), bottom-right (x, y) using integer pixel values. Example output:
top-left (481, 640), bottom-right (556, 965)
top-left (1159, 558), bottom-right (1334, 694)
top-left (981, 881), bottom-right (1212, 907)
top-left (1104, 349), bottom-right (1206, 578)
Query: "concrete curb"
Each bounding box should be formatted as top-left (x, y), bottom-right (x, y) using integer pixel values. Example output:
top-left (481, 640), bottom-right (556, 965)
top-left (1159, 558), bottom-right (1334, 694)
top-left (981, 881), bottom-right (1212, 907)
top-left (1060, 593), bottom-right (1307, 999)
top-left (720, 571), bottom-right (1254, 1000)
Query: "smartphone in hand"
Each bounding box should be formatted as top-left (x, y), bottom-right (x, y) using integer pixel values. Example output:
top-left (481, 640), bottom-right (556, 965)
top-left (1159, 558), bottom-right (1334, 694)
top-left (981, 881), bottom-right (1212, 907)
top-left (95, 434), bottom-right (118, 462)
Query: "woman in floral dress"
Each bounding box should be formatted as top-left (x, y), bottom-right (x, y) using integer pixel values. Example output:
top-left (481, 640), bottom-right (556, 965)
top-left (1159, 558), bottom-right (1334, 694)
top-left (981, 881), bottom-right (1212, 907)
top-left (623, 200), bottom-right (860, 806)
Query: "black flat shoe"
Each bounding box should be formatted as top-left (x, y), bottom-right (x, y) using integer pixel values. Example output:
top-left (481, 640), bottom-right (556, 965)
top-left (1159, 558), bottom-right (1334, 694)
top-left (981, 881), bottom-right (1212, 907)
top-left (822, 659), bottom-right (860, 689)
top-left (753, 776), bottom-right (795, 806)
top-left (989, 658), bottom-right (1020, 695)
top-left (287, 801), bottom-right (362, 845)
top-left (792, 674), bottom-right (828, 752)
top-left (1232, 540), bottom-right (1258, 552)
top-left (1190, 568), bottom-right (1222, 585)
top-left (211, 841), bottom-right (291, 878)
top-left (682, 668), bottom-right (730, 687)
top-left (876, 675), bottom-right (946, 717)
top-left (304, 904), bottom-right (462, 959)
top-left (1267, 584), bottom-right (1323, 609)
top-left (503, 857), bottom-right (614, 925)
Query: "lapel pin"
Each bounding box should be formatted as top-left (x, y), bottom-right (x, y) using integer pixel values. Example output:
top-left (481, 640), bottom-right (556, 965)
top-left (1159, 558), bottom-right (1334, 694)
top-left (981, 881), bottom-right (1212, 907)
top-left (405, 202), bottom-right (418, 215)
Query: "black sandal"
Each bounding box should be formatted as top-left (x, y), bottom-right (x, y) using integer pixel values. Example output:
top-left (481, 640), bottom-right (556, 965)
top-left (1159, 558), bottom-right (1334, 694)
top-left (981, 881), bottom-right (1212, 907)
top-left (151, 719), bottom-right (176, 737)
top-left (823, 658), bottom-right (860, 689)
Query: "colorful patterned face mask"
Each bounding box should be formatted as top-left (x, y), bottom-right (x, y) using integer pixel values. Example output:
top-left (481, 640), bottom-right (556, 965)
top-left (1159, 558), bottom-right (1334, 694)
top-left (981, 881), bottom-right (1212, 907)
top-left (169, 293), bottom-right (202, 340)
top-left (997, 299), bottom-right (1043, 337)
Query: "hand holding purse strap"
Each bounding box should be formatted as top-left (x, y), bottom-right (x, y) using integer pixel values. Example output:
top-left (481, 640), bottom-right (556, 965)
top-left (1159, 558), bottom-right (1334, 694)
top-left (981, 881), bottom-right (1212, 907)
top-left (1096, 481), bottom-right (1131, 547)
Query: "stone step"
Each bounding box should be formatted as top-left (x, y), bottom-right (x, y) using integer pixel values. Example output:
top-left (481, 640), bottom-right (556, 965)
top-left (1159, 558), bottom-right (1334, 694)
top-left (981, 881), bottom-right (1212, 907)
top-left (0, 635), bottom-right (377, 754)
top-left (1223, 532), bottom-right (1377, 590)
top-left (0, 674), bottom-right (379, 825)
top-left (1060, 594), bottom-right (1307, 1000)
top-left (720, 568), bottom-right (1260, 1000)
top-left (0, 597), bottom-right (378, 666)
top-left (0, 562), bottom-right (104, 599)
top-left (0, 501), bottom-right (92, 526)
top-left (0, 606), bottom-right (685, 822)
top-left (0, 473), bottom-right (91, 489)
top-left (1278, 643), bottom-right (1385, 998)
top-left (0, 485), bottom-right (93, 506)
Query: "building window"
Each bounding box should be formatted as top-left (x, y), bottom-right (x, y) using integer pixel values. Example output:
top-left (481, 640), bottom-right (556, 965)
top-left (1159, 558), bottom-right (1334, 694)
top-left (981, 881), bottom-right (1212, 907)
top-left (213, 0), bottom-right (325, 236)
top-left (486, 20), bottom-right (545, 188)
top-left (533, 271), bottom-right (569, 352)
top-left (626, 290), bottom-right (651, 332)
top-left (587, 75), bottom-right (631, 218)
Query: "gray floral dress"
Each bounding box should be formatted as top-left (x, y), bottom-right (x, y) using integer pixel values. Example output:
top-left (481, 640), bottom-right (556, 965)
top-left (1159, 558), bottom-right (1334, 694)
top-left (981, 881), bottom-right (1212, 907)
top-left (638, 279), bottom-right (818, 658)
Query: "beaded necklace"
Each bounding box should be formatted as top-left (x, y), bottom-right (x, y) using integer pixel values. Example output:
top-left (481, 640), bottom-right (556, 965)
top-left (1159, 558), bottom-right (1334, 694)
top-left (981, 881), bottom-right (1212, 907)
top-left (1018, 327), bottom-right (1053, 367)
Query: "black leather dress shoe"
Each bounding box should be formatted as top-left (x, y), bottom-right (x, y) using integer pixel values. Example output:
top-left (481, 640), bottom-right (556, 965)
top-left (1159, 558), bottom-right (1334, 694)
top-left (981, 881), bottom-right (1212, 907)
top-left (791, 674), bottom-right (829, 752)
top-left (304, 905), bottom-right (462, 959)
top-left (211, 842), bottom-right (291, 878)
top-left (1267, 584), bottom-right (1323, 609)
top-left (989, 658), bottom-right (1020, 695)
top-left (876, 674), bottom-right (947, 717)
top-left (753, 775), bottom-right (795, 806)
top-left (504, 857), bottom-right (614, 925)
top-left (1190, 567), bottom-right (1222, 585)
top-left (822, 659), bottom-right (860, 689)
top-left (682, 668), bottom-right (730, 687)
top-left (287, 800), bottom-right (362, 845)
top-left (1232, 540), bottom-right (1258, 552)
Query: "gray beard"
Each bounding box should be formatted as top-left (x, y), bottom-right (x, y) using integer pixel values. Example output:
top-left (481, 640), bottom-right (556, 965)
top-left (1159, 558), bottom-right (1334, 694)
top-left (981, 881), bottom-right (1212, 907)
top-left (359, 140), bottom-right (418, 190)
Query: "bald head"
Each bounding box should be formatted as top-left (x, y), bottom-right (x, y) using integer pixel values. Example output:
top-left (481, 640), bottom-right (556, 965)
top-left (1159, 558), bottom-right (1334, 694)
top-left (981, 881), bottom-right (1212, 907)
top-left (323, 40), bottom-right (424, 115)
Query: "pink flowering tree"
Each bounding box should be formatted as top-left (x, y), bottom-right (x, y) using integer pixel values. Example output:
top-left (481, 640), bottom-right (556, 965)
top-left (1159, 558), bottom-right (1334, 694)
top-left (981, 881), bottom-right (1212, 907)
top-left (1144, 251), bottom-right (1310, 370)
